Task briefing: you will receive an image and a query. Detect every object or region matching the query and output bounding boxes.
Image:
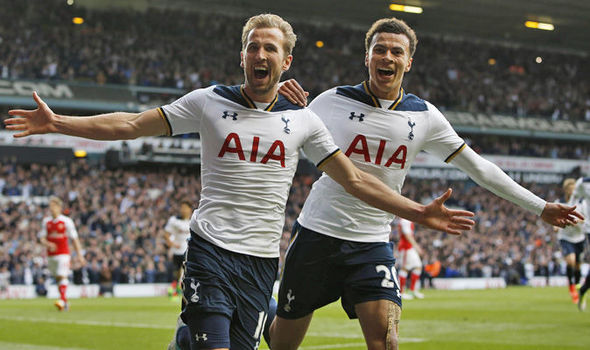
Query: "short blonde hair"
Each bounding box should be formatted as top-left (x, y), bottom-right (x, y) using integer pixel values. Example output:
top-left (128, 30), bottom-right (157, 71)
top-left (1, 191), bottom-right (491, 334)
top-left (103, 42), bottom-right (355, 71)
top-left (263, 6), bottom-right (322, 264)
top-left (49, 196), bottom-right (63, 207)
top-left (241, 14), bottom-right (297, 55)
top-left (563, 178), bottom-right (576, 189)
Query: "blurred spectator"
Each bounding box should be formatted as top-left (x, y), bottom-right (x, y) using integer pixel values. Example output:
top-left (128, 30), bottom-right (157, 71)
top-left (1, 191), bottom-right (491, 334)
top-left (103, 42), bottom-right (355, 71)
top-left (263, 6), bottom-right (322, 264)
top-left (0, 0), bottom-right (588, 121)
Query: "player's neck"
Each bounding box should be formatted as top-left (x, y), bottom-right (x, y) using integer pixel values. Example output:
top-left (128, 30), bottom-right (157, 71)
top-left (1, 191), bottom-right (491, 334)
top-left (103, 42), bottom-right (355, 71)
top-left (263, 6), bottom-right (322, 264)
top-left (242, 84), bottom-right (278, 104)
top-left (368, 80), bottom-right (402, 101)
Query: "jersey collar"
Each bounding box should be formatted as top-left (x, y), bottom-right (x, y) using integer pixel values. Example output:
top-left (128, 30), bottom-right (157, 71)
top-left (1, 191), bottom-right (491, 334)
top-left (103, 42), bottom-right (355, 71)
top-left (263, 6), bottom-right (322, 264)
top-left (240, 85), bottom-right (279, 111)
top-left (362, 81), bottom-right (404, 110)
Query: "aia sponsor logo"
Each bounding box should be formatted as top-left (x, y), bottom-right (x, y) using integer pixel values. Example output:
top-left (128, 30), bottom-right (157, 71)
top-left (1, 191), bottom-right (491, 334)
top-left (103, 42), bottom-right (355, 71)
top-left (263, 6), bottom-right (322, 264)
top-left (345, 134), bottom-right (407, 169)
top-left (218, 133), bottom-right (286, 167)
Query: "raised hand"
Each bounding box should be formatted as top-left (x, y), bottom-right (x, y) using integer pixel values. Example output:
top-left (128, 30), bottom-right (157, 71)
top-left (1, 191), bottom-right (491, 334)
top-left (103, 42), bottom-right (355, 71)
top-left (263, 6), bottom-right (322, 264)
top-left (278, 79), bottom-right (309, 106)
top-left (541, 202), bottom-right (584, 228)
top-left (419, 189), bottom-right (475, 235)
top-left (5, 92), bottom-right (58, 137)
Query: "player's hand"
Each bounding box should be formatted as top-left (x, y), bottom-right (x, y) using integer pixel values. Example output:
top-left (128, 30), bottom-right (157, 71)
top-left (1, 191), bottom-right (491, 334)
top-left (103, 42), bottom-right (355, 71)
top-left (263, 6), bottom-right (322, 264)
top-left (78, 256), bottom-right (87, 266)
top-left (541, 202), bottom-right (584, 228)
top-left (47, 242), bottom-right (58, 252)
top-left (5, 92), bottom-right (58, 138)
top-left (415, 245), bottom-right (424, 256)
top-left (278, 79), bottom-right (309, 107)
top-left (419, 189), bottom-right (475, 235)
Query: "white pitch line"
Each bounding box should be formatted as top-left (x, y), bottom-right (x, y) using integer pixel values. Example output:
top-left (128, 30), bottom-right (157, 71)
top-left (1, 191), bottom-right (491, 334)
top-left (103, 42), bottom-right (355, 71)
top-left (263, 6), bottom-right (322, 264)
top-left (0, 315), bottom-right (175, 330)
top-left (0, 341), bottom-right (88, 350)
top-left (306, 332), bottom-right (424, 343)
top-left (299, 343), bottom-right (367, 349)
top-left (0, 315), bottom-right (425, 345)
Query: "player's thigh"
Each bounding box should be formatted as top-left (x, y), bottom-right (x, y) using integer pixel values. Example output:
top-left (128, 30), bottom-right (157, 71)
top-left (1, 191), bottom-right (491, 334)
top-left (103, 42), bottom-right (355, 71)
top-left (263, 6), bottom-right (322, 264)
top-left (405, 249), bottom-right (422, 271)
top-left (269, 314), bottom-right (314, 350)
top-left (341, 242), bottom-right (401, 319)
top-left (277, 224), bottom-right (344, 319)
top-left (50, 255), bottom-right (70, 278)
top-left (230, 253), bottom-right (277, 349)
top-left (181, 236), bottom-right (276, 349)
top-left (356, 300), bottom-right (401, 350)
top-left (574, 241), bottom-right (585, 263)
top-left (181, 238), bottom-right (235, 349)
top-left (186, 312), bottom-right (232, 350)
top-left (560, 240), bottom-right (576, 263)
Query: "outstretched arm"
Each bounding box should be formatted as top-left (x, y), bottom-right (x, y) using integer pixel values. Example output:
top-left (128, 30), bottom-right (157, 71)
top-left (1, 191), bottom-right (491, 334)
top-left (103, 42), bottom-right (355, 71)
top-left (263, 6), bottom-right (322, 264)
top-left (450, 146), bottom-right (584, 227)
top-left (320, 152), bottom-right (475, 235)
top-left (5, 92), bottom-right (167, 140)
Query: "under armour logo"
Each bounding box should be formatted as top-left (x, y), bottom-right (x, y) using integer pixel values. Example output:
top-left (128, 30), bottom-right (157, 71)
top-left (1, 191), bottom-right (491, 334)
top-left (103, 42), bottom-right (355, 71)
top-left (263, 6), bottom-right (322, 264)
top-left (222, 111), bottom-right (238, 120)
top-left (408, 120), bottom-right (416, 140)
top-left (349, 112), bottom-right (365, 122)
top-left (190, 281), bottom-right (200, 303)
top-left (195, 333), bottom-right (208, 342)
top-left (284, 289), bottom-right (295, 312)
top-left (281, 116), bottom-right (291, 134)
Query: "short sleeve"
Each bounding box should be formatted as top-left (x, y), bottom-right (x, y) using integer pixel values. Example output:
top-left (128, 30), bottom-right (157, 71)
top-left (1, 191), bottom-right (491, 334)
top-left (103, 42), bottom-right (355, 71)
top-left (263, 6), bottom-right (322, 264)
top-left (301, 110), bottom-right (340, 167)
top-left (309, 90), bottom-right (334, 130)
top-left (160, 88), bottom-right (209, 136)
top-left (38, 218), bottom-right (48, 238)
top-left (164, 217), bottom-right (175, 234)
top-left (399, 219), bottom-right (413, 235)
top-left (421, 102), bottom-right (466, 163)
top-left (65, 217), bottom-right (78, 239)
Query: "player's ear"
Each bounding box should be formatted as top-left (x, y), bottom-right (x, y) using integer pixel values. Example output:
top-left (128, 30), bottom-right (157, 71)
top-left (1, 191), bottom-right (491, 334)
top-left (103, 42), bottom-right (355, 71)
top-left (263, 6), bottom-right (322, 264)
top-left (282, 54), bottom-right (293, 72)
top-left (240, 50), bottom-right (244, 68)
top-left (405, 57), bottom-right (413, 72)
top-left (365, 51), bottom-right (369, 67)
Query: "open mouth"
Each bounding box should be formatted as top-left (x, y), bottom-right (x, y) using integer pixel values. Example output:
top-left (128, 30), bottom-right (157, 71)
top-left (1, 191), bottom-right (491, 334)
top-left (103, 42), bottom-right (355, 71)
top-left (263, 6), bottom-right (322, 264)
top-left (377, 68), bottom-right (395, 77)
top-left (254, 67), bottom-right (269, 79)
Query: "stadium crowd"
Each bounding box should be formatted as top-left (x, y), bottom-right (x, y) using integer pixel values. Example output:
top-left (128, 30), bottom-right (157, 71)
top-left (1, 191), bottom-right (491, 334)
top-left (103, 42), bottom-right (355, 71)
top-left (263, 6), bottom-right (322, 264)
top-left (0, 0), bottom-right (589, 121)
top-left (0, 0), bottom-right (587, 291)
top-left (0, 156), bottom-right (574, 291)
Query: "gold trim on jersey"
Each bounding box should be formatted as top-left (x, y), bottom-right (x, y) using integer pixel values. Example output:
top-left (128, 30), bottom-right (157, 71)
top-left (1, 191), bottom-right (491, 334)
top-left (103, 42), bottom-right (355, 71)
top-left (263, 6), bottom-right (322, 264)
top-left (317, 149), bottom-right (342, 169)
top-left (240, 85), bottom-right (256, 109)
top-left (265, 94), bottom-right (279, 111)
top-left (362, 81), bottom-right (381, 108)
top-left (388, 88), bottom-right (404, 110)
top-left (157, 107), bottom-right (172, 136)
top-left (362, 81), bottom-right (404, 110)
top-left (444, 143), bottom-right (467, 163)
top-left (240, 84), bottom-right (279, 111)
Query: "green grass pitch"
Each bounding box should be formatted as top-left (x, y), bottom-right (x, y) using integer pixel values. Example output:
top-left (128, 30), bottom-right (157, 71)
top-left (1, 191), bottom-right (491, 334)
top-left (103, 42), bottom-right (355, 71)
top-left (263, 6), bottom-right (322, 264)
top-left (0, 287), bottom-right (588, 349)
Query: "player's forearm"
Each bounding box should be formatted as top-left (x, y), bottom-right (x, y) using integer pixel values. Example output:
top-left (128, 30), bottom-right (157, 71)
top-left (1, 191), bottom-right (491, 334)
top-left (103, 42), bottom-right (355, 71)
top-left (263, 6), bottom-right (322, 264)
top-left (345, 170), bottom-right (426, 222)
top-left (451, 147), bottom-right (546, 215)
top-left (321, 153), bottom-right (426, 222)
top-left (73, 239), bottom-right (83, 255)
top-left (54, 112), bottom-right (145, 140)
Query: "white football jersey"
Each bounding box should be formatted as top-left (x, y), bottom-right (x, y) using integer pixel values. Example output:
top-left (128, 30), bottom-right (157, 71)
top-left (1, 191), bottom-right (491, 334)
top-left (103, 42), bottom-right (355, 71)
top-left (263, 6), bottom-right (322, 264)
top-left (573, 177), bottom-right (590, 233)
top-left (298, 82), bottom-right (464, 242)
top-left (164, 215), bottom-right (191, 255)
top-left (556, 195), bottom-right (586, 243)
top-left (160, 85), bottom-right (339, 257)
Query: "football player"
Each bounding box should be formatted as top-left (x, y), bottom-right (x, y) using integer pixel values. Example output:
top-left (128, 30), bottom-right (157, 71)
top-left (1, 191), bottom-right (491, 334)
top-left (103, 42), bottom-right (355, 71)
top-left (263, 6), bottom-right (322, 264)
top-left (272, 17), bottom-right (583, 350)
top-left (6, 14), bottom-right (477, 350)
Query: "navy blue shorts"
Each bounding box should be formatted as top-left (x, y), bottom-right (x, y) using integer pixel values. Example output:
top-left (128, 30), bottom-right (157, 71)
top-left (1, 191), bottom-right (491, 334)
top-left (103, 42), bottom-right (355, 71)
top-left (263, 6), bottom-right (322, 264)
top-left (559, 239), bottom-right (585, 259)
top-left (181, 232), bottom-right (278, 350)
top-left (277, 222), bottom-right (401, 320)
